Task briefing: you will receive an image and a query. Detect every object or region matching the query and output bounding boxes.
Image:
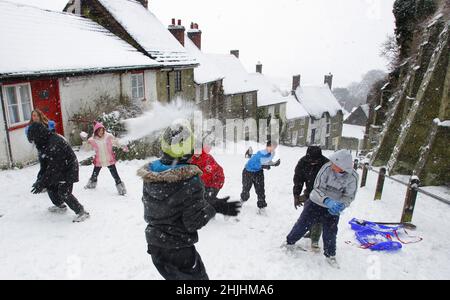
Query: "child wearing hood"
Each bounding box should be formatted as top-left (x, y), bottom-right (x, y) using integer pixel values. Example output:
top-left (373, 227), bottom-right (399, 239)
top-left (138, 124), bottom-right (241, 280)
top-left (81, 122), bottom-right (127, 195)
top-left (285, 150), bottom-right (359, 268)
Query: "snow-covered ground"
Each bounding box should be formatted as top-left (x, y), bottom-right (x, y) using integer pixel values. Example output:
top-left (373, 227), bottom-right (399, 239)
top-left (0, 144), bottom-right (449, 280)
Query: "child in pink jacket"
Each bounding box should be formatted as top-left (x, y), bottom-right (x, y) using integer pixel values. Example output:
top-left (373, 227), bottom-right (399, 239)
top-left (81, 122), bottom-right (127, 195)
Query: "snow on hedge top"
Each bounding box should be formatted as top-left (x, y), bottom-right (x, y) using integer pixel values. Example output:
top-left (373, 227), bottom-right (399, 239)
top-left (206, 54), bottom-right (257, 95)
top-left (286, 96), bottom-right (309, 120)
top-left (0, 1), bottom-right (158, 77)
top-left (295, 85), bottom-right (343, 118)
top-left (97, 0), bottom-right (195, 66)
top-left (247, 73), bottom-right (289, 107)
top-left (184, 37), bottom-right (224, 84)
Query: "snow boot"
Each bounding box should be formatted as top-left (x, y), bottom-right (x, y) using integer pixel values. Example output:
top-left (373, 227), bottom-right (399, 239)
top-left (84, 179), bottom-right (97, 189)
top-left (326, 256), bottom-right (340, 269)
top-left (48, 204), bottom-right (68, 213)
top-left (311, 241), bottom-right (320, 252)
top-left (116, 182), bottom-right (127, 196)
top-left (73, 210), bottom-right (90, 223)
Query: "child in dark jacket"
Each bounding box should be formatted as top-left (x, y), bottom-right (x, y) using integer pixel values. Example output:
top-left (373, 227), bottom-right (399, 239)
top-left (240, 141), bottom-right (280, 210)
top-left (138, 124), bottom-right (241, 280)
top-left (293, 146), bottom-right (329, 250)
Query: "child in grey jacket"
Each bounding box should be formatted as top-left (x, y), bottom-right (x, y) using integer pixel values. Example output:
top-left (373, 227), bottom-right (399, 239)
top-left (285, 150), bottom-right (359, 267)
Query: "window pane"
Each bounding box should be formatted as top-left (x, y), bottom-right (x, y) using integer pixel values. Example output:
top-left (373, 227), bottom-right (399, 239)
top-left (8, 105), bottom-right (20, 124)
top-left (138, 86), bottom-right (144, 98)
top-left (132, 87), bottom-right (138, 99)
top-left (138, 74), bottom-right (144, 88)
top-left (6, 87), bottom-right (17, 105)
top-left (19, 85), bottom-right (32, 120)
top-left (132, 76), bottom-right (137, 87)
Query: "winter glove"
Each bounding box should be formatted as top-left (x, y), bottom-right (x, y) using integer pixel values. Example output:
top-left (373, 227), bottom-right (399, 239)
top-left (273, 159), bottom-right (281, 167)
top-left (213, 199), bottom-right (242, 217)
top-left (294, 194), bottom-right (307, 209)
top-left (31, 182), bottom-right (45, 194)
top-left (79, 131), bottom-right (89, 141)
top-left (122, 146), bottom-right (130, 153)
top-left (324, 198), bottom-right (345, 216)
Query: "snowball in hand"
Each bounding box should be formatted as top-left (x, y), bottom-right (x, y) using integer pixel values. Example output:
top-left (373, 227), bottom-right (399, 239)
top-left (80, 131), bottom-right (89, 140)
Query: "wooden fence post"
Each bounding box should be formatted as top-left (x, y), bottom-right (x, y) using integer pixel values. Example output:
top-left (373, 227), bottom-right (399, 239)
top-left (353, 159), bottom-right (359, 171)
top-left (360, 163), bottom-right (369, 188)
top-left (401, 176), bottom-right (420, 223)
top-left (374, 167), bottom-right (386, 200)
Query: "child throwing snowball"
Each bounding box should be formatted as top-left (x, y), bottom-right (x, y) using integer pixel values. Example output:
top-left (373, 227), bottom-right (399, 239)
top-left (81, 122), bottom-right (128, 196)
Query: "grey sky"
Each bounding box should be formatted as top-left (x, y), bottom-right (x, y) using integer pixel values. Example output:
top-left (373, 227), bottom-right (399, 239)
top-left (151, 0), bottom-right (396, 88)
top-left (7, 0), bottom-right (396, 88)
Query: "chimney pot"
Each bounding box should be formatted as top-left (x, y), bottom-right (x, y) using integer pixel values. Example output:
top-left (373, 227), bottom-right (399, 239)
top-left (172, 18), bottom-right (175, 25)
top-left (256, 62), bottom-right (263, 74)
top-left (187, 23), bottom-right (202, 49)
top-left (178, 19), bottom-right (182, 26)
top-left (292, 75), bottom-right (301, 95)
top-left (324, 73), bottom-right (333, 90)
top-left (230, 50), bottom-right (240, 59)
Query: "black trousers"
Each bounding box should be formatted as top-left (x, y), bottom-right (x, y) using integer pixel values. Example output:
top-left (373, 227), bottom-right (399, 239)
top-left (90, 164), bottom-right (122, 185)
top-left (286, 200), bottom-right (339, 257)
top-left (240, 169), bottom-right (266, 208)
top-left (148, 245), bottom-right (209, 280)
top-left (47, 182), bottom-right (84, 214)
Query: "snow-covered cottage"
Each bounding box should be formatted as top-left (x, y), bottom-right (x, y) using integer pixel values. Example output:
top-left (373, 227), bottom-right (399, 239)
top-left (249, 63), bottom-right (289, 121)
top-left (169, 22), bottom-right (225, 119)
top-left (206, 51), bottom-right (258, 120)
top-left (0, 1), bottom-right (161, 168)
top-left (344, 104), bottom-right (369, 126)
top-left (285, 75), bottom-right (344, 149)
top-left (64, 0), bottom-right (198, 103)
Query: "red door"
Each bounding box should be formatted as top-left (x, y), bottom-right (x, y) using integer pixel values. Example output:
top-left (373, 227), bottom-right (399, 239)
top-left (30, 79), bottom-right (64, 135)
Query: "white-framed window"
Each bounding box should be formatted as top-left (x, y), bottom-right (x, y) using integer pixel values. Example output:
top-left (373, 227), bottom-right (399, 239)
top-left (245, 94), bottom-right (253, 106)
top-left (175, 71), bottom-right (182, 92)
top-left (300, 118), bottom-right (305, 126)
top-left (203, 84), bottom-right (208, 101)
top-left (131, 73), bottom-right (144, 100)
top-left (326, 124), bottom-right (331, 134)
top-left (299, 128), bottom-right (305, 137)
top-left (3, 83), bottom-right (33, 127)
top-left (226, 97), bottom-right (233, 111)
top-left (288, 121), bottom-right (294, 130)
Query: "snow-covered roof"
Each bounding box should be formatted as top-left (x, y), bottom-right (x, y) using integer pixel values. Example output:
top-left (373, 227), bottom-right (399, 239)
top-left (295, 85), bottom-right (343, 119)
top-left (206, 54), bottom-right (257, 95)
top-left (286, 96), bottom-right (309, 120)
top-left (184, 37), bottom-right (224, 84)
top-left (97, 0), bottom-right (195, 66)
top-left (342, 124), bottom-right (365, 140)
top-left (0, 1), bottom-right (159, 78)
top-left (6, 0), bottom-right (67, 11)
top-left (247, 73), bottom-right (289, 107)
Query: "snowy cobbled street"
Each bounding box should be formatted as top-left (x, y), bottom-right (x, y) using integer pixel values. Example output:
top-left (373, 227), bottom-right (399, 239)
top-left (0, 145), bottom-right (449, 280)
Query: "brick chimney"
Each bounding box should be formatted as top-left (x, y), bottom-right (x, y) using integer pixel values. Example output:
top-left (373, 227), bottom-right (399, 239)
top-left (230, 50), bottom-right (240, 59)
top-left (136, 0), bottom-right (148, 8)
top-left (324, 73), bottom-right (333, 90)
top-left (292, 75), bottom-right (301, 95)
top-left (168, 19), bottom-right (185, 46)
top-left (256, 61), bottom-right (263, 74)
top-left (187, 22), bottom-right (202, 50)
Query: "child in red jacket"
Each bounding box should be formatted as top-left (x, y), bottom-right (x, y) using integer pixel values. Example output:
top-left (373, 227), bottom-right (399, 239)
top-left (190, 144), bottom-right (228, 202)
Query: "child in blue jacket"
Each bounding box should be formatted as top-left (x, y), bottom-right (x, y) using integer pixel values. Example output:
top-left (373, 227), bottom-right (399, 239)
top-left (240, 141), bottom-right (280, 210)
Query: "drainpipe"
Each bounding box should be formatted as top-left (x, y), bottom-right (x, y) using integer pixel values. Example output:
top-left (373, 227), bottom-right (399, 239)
top-left (0, 84), bottom-right (14, 168)
top-left (166, 70), bottom-right (172, 103)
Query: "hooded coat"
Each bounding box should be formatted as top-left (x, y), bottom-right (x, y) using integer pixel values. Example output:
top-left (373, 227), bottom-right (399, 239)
top-left (87, 122), bottom-right (120, 167)
top-left (293, 146), bottom-right (329, 198)
top-left (27, 122), bottom-right (79, 187)
top-left (138, 161), bottom-right (216, 249)
top-left (309, 150), bottom-right (359, 208)
top-left (190, 148), bottom-right (225, 190)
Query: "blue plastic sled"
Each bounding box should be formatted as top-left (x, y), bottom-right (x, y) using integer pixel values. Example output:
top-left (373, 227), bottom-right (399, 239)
top-left (349, 218), bottom-right (403, 251)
